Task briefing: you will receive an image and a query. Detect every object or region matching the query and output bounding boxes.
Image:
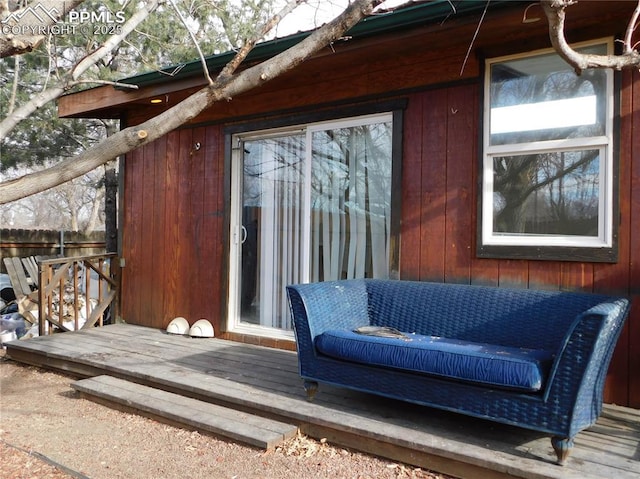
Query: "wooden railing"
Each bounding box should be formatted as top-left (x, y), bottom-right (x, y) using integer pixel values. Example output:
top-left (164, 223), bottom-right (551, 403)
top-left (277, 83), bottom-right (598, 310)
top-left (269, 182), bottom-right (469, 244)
top-left (37, 254), bottom-right (119, 336)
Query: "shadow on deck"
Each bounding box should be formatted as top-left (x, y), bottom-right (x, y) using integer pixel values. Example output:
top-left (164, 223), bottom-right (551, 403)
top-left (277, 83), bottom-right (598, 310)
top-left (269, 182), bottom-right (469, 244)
top-left (5, 324), bottom-right (640, 479)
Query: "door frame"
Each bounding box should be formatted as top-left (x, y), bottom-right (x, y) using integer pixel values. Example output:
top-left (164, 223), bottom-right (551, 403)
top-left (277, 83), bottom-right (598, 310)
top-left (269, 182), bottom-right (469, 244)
top-left (223, 102), bottom-right (404, 340)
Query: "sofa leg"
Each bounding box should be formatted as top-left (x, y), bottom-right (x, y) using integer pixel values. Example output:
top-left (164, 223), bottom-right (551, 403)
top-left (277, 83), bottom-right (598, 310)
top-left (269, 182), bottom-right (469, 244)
top-left (303, 380), bottom-right (318, 402)
top-left (551, 436), bottom-right (574, 465)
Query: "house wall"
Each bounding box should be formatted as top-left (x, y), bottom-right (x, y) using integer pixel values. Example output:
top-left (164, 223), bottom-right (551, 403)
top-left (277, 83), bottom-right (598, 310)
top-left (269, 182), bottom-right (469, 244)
top-left (120, 124), bottom-right (226, 338)
top-left (118, 3), bottom-right (640, 406)
top-left (399, 77), bottom-right (640, 408)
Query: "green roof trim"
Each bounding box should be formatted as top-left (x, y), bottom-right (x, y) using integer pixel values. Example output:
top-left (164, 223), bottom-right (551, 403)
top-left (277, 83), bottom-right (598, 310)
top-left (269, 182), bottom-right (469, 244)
top-left (119, 0), bottom-right (513, 89)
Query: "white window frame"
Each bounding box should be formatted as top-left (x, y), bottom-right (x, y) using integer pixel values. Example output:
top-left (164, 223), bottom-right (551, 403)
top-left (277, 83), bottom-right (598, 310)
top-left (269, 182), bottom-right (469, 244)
top-left (480, 39), bottom-right (615, 257)
top-left (228, 112), bottom-right (394, 340)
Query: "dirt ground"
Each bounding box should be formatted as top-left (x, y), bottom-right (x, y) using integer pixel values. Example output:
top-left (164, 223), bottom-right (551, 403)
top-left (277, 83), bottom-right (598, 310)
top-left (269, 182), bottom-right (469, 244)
top-left (0, 350), bottom-right (457, 479)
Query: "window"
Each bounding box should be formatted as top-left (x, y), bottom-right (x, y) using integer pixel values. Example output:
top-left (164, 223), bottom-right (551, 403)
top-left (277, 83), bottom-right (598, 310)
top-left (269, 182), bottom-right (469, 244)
top-left (479, 40), bottom-right (617, 262)
top-left (228, 112), bottom-right (401, 338)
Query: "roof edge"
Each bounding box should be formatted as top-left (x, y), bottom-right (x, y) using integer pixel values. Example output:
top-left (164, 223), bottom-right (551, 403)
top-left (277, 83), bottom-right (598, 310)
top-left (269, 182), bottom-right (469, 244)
top-left (117, 0), bottom-right (514, 90)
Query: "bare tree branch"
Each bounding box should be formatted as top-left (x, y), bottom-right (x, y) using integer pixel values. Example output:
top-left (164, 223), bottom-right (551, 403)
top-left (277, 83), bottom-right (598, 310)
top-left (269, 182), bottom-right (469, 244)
top-left (460, 0), bottom-right (488, 75)
top-left (0, 0), bottom-right (160, 139)
top-left (0, 0), bottom-right (85, 58)
top-left (218, 0), bottom-right (305, 81)
top-left (624, 0), bottom-right (640, 52)
top-left (542, 0), bottom-right (640, 73)
top-left (72, 0), bottom-right (163, 81)
top-left (8, 55), bottom-right (19, 114)
top-left (0, 0), bottom-right (383, 204)
top-left (73, 79), bottom-right (140, 89)
top-left (168, 0), bottom-right (214, 85)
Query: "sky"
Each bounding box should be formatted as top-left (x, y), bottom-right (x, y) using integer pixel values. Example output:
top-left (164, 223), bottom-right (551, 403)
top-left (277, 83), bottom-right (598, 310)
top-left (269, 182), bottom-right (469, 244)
top-left (274, 0), bottom-right (412, 37)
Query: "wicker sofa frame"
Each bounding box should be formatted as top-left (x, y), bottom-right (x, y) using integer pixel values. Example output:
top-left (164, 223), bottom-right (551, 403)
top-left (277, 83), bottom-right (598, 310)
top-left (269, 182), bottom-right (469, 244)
top-left (286, 279), bottom-right (630, 465)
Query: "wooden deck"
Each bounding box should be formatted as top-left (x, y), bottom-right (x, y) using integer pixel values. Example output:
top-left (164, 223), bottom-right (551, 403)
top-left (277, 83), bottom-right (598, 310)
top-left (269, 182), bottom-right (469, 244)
top-left (5, 324), bottom-right (640, 479)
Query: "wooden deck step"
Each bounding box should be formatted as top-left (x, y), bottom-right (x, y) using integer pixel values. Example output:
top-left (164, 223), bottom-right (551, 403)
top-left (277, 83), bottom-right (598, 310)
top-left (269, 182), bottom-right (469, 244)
top-left (71, 375), bottom-right (298, 450)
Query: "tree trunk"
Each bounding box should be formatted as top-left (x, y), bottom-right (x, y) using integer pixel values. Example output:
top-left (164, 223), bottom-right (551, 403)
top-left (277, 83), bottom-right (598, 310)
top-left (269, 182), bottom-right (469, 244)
top-left (104, 160), bottom-right (118, 253)
top-left (83, 184), bottom-right (104, 234)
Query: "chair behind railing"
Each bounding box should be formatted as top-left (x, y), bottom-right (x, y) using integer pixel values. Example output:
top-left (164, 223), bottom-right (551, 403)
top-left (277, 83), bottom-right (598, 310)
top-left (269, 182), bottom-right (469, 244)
top-left (38, 254), bottom-right (119, 335)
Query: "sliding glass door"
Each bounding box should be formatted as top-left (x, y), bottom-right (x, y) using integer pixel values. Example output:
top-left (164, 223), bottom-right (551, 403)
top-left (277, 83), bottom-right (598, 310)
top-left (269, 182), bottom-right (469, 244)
top-left (229, 114), bottom-right (394, 338)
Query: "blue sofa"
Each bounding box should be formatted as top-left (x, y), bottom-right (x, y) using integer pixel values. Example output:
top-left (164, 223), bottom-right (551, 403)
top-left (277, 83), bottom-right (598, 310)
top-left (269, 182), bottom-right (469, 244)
top-left (286, 279), bottom-right (630, 464)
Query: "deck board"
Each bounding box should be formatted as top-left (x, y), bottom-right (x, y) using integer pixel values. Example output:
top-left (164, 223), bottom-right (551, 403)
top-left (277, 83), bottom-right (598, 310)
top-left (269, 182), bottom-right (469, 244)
top-left (72, 375), bottom-right (297, 450)
top-left (5, 324), bottom-right (640, 479)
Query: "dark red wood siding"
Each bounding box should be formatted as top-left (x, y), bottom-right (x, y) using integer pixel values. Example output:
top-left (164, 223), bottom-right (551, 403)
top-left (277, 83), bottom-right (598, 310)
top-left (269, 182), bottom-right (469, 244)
top-left (121, 125), bottom-right (225, 330)
top-left (120, 77), bottom-right (640, 407)
top-left (116, 3), bottom-right (640, 407)
top-left (396, 77), bottom-right (640, 407)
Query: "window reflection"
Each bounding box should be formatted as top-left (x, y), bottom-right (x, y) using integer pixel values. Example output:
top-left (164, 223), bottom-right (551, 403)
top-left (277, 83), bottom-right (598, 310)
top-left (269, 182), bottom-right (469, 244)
top-left (490, 44), bottom-right (607, 145)
top-left (236, 117), bottom-right (393, 331)
top-left (493, 150), bottom-right (600, 236)
top-left (311, 122), bottom-right (392, 281)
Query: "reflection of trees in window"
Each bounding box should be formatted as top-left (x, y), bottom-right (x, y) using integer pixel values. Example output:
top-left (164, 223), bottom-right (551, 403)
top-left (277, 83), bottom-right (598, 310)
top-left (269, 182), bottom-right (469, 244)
top-left (242, 135), bottom-right (305, 208)
top-left (490, 66), bottom-right (606, 145)
top-left (310, 123), bottom-right (392, 280)
top-left (311, 123), bottom-right (392, 215)
top-left (241, 122), bottom-right (392, 215)
top-left (489, 45), bottom-right (606, 238)
top-left (493, 150), bottom-right (599, 236)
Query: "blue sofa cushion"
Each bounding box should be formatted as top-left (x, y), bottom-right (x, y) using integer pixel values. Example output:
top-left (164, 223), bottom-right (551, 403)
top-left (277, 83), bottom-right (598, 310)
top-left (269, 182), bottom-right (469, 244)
top-left (315, 329), bottom-right (554, 392)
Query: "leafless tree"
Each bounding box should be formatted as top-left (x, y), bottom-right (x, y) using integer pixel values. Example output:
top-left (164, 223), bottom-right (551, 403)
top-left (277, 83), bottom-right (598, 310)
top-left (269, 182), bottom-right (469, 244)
top-left (1, 0), bottom-right (639, 206)
top-left (0, 0), bottom-right (385, 204)
top-left (542, 0), bottom-right (640, 73)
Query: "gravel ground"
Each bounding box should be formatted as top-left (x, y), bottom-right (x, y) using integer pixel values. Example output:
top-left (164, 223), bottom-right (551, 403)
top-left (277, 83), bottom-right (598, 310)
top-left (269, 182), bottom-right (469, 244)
top-left (0, 350), bottom-right (457, 479)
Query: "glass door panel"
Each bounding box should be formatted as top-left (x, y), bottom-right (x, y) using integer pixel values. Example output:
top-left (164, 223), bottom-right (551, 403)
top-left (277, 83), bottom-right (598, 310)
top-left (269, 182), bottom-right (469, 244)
top-left (239, 134), bottom-right (305, 330)
top-left (310, 120), bottom-right (392, 282)
top-left (229, 114), bottom-right (393, 337)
